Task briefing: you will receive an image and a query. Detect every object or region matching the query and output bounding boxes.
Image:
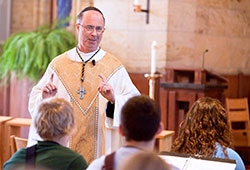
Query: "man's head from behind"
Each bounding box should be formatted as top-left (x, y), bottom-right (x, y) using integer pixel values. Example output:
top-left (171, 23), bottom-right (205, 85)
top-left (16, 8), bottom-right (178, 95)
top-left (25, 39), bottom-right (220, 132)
top-left (35, 98), bottom-right (75, 141)
top-left (120, 95), bottom-right (161, 142)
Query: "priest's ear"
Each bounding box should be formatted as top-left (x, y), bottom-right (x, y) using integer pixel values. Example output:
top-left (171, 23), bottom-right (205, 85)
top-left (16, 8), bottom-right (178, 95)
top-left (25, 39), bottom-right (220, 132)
top-left (119, 124), bottom-right (125, 136)
top-left (76, 23), bottom-right (80, 33)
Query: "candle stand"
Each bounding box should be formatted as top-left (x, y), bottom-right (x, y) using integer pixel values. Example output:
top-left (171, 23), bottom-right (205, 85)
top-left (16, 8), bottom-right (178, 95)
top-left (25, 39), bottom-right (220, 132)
top-left (144, 72), bottom-right (162, 100)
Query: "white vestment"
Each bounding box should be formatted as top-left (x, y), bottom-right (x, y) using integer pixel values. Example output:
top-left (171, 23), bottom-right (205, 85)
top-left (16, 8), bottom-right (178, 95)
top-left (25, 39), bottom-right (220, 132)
top-left (27, 47), bottom-right (140, 160)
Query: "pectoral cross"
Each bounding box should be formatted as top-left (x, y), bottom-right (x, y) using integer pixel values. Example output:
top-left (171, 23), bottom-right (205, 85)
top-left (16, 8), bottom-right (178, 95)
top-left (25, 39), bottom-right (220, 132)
top-left (77, 86), bottom-right (87, 100)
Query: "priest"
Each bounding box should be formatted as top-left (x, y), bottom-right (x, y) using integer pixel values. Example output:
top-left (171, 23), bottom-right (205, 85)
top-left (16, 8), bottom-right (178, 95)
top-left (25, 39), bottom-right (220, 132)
top-left (27, 6), bottom-right (140, 163)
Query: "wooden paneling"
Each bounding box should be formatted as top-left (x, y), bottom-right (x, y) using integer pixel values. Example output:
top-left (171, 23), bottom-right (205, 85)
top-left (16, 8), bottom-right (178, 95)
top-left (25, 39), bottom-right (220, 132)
top-left (9, 76), bottom-right (33, 119)
top-left (131, 73), bottom-right (250, 105)
top-left (0, 76), bottom-right (33, 139)
top-left (239, 73), bottom-right (250, 98)
top-left (0, 71), bottom-right (249, 166)
top-left (222, 74), bottom-right (239, 98)
top-left (0, 79), bottom-right (10, 116)
top-left (130, 73), bottom-right (250, 128)
top-left (0, 72), bottom-right (250, 129)
top-left (129, 73), bottom-right (149, 95)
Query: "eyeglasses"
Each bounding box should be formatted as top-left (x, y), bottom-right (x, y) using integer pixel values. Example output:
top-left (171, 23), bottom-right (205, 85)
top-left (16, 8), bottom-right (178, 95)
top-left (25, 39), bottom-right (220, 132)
top-left (79, 24), bottom-right (105, 33)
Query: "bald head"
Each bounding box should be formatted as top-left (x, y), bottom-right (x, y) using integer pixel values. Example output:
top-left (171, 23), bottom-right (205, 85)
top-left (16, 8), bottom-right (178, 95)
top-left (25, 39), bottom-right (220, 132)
top-left (76, 6), bottom-right (105, 25)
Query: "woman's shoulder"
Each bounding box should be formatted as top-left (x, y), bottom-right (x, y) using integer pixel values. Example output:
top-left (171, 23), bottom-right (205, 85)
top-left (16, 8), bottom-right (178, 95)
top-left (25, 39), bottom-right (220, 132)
top-left (215, 143), bottom-right (245, 170)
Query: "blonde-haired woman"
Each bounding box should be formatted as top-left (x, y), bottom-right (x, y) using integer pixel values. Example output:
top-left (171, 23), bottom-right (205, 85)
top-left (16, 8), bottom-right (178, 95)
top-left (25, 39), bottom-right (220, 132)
top-left (4, 98), bottom-right (88, 170)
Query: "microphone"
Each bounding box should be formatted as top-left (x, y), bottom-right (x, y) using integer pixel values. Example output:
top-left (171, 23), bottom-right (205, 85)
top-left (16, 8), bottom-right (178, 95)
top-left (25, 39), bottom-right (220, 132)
top-left (92, 60), bottom-right (96, 66)
top-left (202, 49), bottom-right (208, 69)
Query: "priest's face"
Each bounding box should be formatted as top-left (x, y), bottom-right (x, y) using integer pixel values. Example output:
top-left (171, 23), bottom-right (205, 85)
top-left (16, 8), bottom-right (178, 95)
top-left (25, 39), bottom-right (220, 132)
top-left (76, 10), bottom-right (105, 53)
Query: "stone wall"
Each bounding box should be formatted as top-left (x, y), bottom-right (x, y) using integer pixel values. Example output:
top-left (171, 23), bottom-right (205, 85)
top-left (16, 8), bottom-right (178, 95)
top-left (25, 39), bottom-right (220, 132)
top-left (10, 0), bottom-right (250, 74)
top-left (167, 0), bottom-right (250, 74)
top-left (92, 0), bottom-right (250, 74)
top-left (11, 0), bottom-right (52, 34)
top-left (93, 0), bottom-right (168, 73)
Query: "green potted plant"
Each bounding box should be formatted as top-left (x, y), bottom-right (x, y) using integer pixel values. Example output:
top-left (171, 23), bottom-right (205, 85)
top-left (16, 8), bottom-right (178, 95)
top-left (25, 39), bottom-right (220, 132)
top-left (0, 24), bottom-right (76, 82)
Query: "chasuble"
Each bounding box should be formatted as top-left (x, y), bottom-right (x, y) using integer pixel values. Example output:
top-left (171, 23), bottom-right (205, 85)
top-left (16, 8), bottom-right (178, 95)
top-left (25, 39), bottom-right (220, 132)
top-left (27, 48), bottom-right (140, 163)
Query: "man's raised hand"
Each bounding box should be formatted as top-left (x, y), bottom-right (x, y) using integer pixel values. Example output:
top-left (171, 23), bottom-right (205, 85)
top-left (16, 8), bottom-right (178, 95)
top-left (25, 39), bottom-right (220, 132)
top-left (98, 74), bottom-right (115, 103)
top-left (42, 73), bottom-right (57, 99)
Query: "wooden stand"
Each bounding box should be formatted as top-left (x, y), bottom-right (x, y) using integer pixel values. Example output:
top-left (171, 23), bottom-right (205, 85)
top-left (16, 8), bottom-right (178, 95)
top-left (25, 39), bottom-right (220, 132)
top-left (0, 116), bottom-right (12, 168)
top-left (160, 67), bottom-right (228, 138)
top-left (4, 118), bottom-right (31, 163)
top-left (155, 130), bottom-right (175, 152)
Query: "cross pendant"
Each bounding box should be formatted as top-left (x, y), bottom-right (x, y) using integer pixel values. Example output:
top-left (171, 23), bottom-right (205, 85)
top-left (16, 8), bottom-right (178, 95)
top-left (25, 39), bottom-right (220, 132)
top-left (77, 86), bottom-right (87, 100)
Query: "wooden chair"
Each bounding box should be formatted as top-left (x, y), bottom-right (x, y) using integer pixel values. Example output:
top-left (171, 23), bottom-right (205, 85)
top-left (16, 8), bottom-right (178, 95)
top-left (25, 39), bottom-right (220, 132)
top-left (5, 118), bottom-right (31, 161)
top-left (226, 97), bottom-right (250, 147)
top-left (10, 135), bottom-right (28, 155)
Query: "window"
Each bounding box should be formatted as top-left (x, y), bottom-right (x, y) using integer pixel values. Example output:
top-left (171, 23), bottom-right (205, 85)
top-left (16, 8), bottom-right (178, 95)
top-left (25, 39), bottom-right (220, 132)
top-left (0, 0), bottom-right (11, 44)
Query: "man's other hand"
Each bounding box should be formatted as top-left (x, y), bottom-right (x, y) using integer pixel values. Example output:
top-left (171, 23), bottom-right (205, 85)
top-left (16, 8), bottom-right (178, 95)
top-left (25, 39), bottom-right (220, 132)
top-left (98, 74), bottom-right (115, 103)
top-left (42, 73), bottom-right (57, 99)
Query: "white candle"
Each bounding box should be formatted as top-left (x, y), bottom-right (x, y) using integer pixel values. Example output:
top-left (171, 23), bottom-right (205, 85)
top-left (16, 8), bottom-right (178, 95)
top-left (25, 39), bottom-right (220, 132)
top-left (134, 0), bottom-right (139, 5)
top-left (151, 41), bottom-right (156, 74)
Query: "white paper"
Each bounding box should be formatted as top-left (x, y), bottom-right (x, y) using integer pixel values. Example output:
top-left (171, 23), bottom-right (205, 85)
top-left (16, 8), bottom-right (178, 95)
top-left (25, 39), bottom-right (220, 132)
top-left (160, 155), bottom-right (236, 170)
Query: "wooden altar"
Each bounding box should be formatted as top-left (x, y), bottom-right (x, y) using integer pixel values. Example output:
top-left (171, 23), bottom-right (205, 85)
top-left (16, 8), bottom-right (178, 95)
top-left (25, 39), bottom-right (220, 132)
top-left (160, 67), bottom-right (228, 137)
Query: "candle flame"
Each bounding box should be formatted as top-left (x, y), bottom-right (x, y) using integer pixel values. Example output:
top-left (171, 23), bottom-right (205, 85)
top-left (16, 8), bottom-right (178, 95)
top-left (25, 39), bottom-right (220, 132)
top-left (152, 41), bottom-right (157, 47)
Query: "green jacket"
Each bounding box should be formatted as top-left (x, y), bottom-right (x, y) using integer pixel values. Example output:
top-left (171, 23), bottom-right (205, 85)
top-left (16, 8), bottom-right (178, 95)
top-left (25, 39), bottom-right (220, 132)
top-left (3, 141), bottom-right (88, 170)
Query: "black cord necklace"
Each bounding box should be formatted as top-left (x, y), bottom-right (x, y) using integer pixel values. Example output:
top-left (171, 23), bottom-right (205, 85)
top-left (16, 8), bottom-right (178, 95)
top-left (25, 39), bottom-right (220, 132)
top-left (75, 47), bottom-right (100, 100)
top-left (76, 47), bottom-right (100, 82)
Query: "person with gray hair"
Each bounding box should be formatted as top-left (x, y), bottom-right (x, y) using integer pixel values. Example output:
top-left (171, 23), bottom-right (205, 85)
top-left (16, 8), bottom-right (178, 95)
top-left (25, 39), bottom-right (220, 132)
top-left (27, 6), bottom-right (139, 163)
top-left (4, 98), bottom-right (88, 170)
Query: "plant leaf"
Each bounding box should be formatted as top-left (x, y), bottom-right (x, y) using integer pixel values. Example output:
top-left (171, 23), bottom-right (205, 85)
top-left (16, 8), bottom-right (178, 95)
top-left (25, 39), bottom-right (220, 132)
top-left (0, 25), bottom-right (76, 81)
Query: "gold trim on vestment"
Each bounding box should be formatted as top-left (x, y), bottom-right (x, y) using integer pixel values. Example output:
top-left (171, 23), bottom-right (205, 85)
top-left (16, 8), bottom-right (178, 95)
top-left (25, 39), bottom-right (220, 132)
top-left (50, 51), bottom-right (123, 163)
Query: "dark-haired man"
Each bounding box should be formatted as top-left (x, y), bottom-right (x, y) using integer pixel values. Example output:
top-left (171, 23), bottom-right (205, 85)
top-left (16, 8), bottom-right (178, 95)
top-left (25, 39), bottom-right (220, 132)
top-left (87, 95), bottom-right (163, 170)
top-left (27, 6), bottom-right (139, 163)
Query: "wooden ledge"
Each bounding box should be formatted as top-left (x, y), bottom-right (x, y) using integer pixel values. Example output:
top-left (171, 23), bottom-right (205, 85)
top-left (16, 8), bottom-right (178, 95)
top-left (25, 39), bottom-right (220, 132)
top-left (6, 118), bottom-right (32, 126)
top-left (157, 130), bottom-right (175, 139)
